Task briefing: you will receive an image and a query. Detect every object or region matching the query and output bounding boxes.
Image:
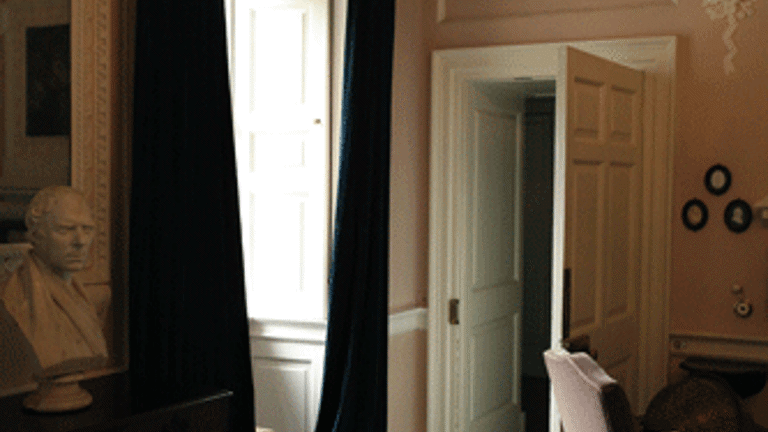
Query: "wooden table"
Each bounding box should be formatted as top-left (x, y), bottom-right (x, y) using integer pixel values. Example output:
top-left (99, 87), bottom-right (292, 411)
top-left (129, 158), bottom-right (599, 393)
top-left (0, 373), bottom-right (232, 432)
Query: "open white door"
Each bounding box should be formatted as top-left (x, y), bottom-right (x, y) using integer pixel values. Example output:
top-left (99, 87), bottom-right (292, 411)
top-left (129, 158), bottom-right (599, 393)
top-left (447, 83), bottom-right (525, 431)
top-left (561, 46), bottom-right (644, 410)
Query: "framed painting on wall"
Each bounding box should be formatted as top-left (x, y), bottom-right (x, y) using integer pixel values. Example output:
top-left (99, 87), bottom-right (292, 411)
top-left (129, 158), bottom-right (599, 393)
top-left (25, 24), bottom-right (70, 137)
top-left (0, 1), bottom-right (71, 230)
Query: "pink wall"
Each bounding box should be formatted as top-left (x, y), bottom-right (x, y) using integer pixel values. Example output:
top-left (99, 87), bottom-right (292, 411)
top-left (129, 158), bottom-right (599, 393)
top-left (390, 0), bottom-right (430, 314)
top-left (388, 330), bottom-right (427, 432)
top-left (388, 0), bottom-right (768, 429)
top-left (422, 0), bottom-right (768, 335)
top-left (388, 0), bottom-right (430, 428)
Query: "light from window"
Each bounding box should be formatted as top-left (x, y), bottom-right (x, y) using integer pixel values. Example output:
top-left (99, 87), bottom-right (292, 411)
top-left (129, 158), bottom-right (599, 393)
top-left (227, 0), bottom-right (330, 322)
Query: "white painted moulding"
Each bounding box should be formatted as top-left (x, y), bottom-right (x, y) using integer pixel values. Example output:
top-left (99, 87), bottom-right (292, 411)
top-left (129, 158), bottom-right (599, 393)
top-left (669, 332), bottom-right (768, 363)
top-left (247, 307), bottom-right (428, 342)
top-left (389, 307), bottom-right (428, 336)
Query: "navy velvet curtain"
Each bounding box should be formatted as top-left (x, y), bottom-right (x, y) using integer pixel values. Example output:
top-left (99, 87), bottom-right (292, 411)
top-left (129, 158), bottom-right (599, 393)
top-left (314, 0), bottom-right (395, 431)
top-left (128, 1), bottom-right (255, 431)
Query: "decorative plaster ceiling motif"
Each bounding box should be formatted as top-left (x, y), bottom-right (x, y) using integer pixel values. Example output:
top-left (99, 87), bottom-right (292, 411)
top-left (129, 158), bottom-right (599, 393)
top-left (702, 0), bottom-right (758, 74)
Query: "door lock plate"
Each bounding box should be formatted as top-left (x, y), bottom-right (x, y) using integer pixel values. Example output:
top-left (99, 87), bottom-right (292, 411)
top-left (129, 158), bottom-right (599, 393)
top-left (449, 299), bottom-right (459, 325)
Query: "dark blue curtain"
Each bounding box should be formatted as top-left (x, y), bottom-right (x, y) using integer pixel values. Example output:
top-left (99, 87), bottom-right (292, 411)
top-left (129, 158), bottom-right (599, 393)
top-left (314, 0), bottom-right (395, 431)
top-left (128, 1), bottom-right (255, 431)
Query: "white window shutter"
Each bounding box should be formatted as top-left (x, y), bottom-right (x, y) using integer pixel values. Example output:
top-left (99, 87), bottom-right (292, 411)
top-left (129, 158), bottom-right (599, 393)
top-left (232, 0), bottom-right (330, 321)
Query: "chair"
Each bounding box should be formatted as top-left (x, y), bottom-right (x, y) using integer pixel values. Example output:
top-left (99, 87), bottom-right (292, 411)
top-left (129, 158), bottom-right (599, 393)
top-left (543, 348), bottom-right (637, 432)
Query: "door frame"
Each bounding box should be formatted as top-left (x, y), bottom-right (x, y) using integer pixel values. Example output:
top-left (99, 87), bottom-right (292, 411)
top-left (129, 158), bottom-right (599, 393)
top-left (427, 37), bottom-right (677, 432)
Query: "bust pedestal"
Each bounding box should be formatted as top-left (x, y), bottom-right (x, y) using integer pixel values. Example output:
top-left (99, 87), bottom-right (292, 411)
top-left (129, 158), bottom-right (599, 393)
top-left (23, 374), bottom-right (93, 413)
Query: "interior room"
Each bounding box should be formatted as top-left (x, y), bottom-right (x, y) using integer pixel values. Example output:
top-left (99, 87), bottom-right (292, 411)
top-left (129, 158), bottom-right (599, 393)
top-left (0, 0), bottom-right (767, 431)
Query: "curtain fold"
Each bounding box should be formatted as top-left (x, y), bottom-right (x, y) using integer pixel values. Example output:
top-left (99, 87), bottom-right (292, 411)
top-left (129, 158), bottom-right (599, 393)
top-left (128, 1), bottom-right (254, 431)
top-left (314, 0), bottom-right (395, 431)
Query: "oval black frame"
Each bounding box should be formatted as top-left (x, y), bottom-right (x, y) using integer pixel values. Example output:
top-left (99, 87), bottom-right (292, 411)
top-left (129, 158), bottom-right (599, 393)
top-left (724, 199), bottom-right (752, 233)
top-left (682, 199), bottom-right (708, 232)
top-left (705, 164), bottom-right (731, 196)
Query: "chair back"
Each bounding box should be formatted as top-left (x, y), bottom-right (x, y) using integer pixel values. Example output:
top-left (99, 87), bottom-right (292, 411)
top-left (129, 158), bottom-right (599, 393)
top-left (544, 348), bottom-right (635, 432)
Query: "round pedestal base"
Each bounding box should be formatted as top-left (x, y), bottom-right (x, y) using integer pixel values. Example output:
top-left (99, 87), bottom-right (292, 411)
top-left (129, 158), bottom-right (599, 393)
top-left (23, 375), bottom-right (93, 413)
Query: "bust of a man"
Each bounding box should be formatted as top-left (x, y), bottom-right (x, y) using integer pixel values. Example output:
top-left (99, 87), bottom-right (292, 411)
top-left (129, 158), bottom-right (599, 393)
top-left (0, 186), bottom-right (108, 377)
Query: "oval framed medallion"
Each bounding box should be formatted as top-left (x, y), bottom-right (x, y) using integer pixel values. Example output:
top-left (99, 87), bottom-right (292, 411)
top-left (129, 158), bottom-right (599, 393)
top-left (724, 199), bottom-right (752, 233)
top-left (705, 164), bottom-right (731, 196)
top-left (682, 199), bottom-right (708, 232)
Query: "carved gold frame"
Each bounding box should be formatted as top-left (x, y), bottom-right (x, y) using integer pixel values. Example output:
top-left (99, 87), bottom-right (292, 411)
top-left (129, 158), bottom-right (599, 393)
top-left (71, 0), bottom-right (133, 370)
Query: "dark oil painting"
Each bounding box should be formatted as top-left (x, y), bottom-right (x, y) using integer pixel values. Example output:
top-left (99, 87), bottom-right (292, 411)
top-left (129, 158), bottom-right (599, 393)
top-left (26, 24), bottom-right (70, 136)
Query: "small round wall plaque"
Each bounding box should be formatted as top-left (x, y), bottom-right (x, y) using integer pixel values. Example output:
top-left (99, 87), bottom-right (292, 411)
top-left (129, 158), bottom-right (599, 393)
top-left (724, 199), bottom-right (752, 233)
top-left (705, 164), bottom-right (731, 196)
top-left (682, 199), bottom-right (708, 232)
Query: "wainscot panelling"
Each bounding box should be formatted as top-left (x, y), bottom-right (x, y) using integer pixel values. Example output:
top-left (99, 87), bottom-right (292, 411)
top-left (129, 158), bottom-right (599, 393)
top-left (669, 332), bottom-right (768, 364)
top-left (250, 320), bottom-right (326, 432)
top-left (249, 309), bottom-right (428, 432)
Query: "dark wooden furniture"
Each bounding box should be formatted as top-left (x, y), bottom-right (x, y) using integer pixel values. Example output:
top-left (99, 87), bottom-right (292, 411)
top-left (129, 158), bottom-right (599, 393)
top-left (0, 373), bottom-right (231, 432)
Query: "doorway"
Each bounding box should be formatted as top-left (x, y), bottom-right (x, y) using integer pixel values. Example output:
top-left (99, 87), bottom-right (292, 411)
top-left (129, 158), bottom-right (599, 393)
top-left (466, 79), bottom-right (556, 431)
top-left (427, 37), bottom-right (676, 432)
top-left (521, 95), bottom-right (555, 432)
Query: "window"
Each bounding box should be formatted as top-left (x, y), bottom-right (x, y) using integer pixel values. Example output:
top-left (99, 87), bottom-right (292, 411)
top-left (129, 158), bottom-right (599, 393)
top-left (226, 0), bottom-right (332, 322)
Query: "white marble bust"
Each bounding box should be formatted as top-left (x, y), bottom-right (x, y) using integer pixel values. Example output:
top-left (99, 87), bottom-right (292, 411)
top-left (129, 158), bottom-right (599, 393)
top-left (0, 186), bottom-right (108, 378)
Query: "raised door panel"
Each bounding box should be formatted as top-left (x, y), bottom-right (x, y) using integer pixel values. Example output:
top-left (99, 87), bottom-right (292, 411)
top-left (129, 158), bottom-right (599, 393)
top-left (569, 162), bottom-right (603, 334)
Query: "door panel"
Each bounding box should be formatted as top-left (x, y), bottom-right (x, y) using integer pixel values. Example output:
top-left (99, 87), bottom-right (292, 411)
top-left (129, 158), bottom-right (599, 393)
top-left (459, 84), bottom-right (524, 431)
top-left (570, 162), bottom-right (602, 333)
top-left (564, 47), bottom-right (643, 408)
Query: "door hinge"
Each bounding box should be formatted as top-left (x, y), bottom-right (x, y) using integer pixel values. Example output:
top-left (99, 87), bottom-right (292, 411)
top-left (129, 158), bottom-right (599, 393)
top-left (449, 299), bottom-right (459, 325)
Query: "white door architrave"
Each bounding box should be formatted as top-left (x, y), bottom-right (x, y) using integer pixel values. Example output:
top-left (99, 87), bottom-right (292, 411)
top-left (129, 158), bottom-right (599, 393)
top-left (427, 37), bottom-right (676, 432)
